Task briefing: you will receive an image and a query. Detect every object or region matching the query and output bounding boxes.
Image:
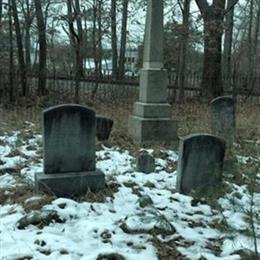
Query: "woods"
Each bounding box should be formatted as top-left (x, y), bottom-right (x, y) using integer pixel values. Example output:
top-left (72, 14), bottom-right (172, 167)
top-left (0, 0), bottom-right (260, 102)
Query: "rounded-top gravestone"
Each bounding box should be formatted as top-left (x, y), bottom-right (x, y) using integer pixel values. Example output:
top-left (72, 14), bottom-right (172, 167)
top-left (35, 104), bottom-right (105, 197)
top-left (211, 96), bottom-right (235, 147)
top-left (176, 133), bottom-right (226, 195)
top-left (43, 104), bottom-right (96, 173)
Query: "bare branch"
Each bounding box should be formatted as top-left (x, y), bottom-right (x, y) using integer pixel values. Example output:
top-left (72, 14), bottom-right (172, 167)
top-left (223, 0), bottom-right (239, 16)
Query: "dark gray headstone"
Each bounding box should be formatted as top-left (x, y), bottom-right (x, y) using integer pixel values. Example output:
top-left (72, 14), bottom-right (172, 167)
top-left (176, 134), bottom-right (226, 195)
top-left (43, 104), bottom-right (96, 173)
top-left (211, 96), bottom-right (235, 147)
top-left (35, 104), bottom-right (105, 197)
top-left (96, 116), bottom-right (113, 141)
top-left (136, 151), bottom-right (155, 174)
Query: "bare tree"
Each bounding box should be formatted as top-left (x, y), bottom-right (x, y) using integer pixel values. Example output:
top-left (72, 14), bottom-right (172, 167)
top-left (111, 0), bottom-right (118, 78)
top-left (248, 0), bottom-right (254, 76)
top-left (20, 0), bottom-right (35, 71)
top-left (253, 0), bottom-right (260, 70)
top-left (118, 0), bottom-right (129, 79)
top-left (177, 0), bottom-right (191, 100)
top-left (74, 0), bottom-right (84, 77)
top-left (11, 0), bottom-right (28, 97)
top-left (34, 0), bottom-right (47, 96)
top-left (0, 0), bottom-right (3, 30)
top-left (97, 0), bottom-right (103, 77)
top-left (223, 0), bottom-right (235, 89)
top-left (195, 0), bottom-right (238, 97)
top-left (8, 0), bottom-right (14, 102)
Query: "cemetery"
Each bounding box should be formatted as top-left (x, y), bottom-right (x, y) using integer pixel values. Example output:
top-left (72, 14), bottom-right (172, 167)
top-left (0, 0), bottom-right (260, 259)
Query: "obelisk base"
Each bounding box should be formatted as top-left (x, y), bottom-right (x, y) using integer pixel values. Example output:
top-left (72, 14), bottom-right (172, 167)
top-left (128, 115), bottom-right (177, 145)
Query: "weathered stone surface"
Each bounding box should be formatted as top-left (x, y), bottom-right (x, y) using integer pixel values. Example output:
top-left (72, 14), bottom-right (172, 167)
top-left (139, 69), bottom-right (168, 103)
top-left (138, 195), bottom-right (154, 208)
top-left (128, 0), bottom-right (177, 144)
top-left (128, 116), bottom-right (177, 145)
top-left (43, 104), bottom-right (96, 173)
top-left (133, 102), bottom-right (172, 118)
top-left (211, 96), bottom-right (235, 147)
top-left (35, 170), bottom-right (105, 197)
top-left (142, 0), bottom-right (164, 69)
top-left (17, 210), bottom-right (63, 229)
top-left (176, 134), bottom-right (226, 195)
top-left (96, 116), bottom-right (113, 141)
top-left (35, 104), bottom-right (105, 197)
top-left (136, 152), bottom-right (155, 173)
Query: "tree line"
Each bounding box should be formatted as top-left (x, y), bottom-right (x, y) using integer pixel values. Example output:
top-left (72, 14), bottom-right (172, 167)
top-left (0, 0), bottom-right (260, 103)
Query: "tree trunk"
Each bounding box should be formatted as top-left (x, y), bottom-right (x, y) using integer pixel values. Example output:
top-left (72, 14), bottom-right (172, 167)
top-left (74, 0), bottom-right (84, 102)
top-left (24, 0), bottom-right (33, 71)
top-left (248, 0), bottom-right (254, 74)
top-left (223, 0), bottom-right (235, 90)
top-left (34, 0), bottom-right (47, 96)
top-left (178, 0), bottom-right (191, 100)
top-left (253, 0), bottom-right (260, 71)
top-left (8, 0), bottom-right (14, 102)
top-left (245, 0), bottom-right (254, 97)
top-left (111, 0), bottom-right (118, 78)
top-left (91, 0), bottom-right (99, 99)
top-left (11, 0), bottom-right (28, 97)
top-left (0, 0), bottom-right (3, 30)
top-left (202, 14), bottom-right (223, 97)
top-left (25, 27), bottom-right (31, 71)
top-left (118, 0), bottom-right (129, 79)
top-left (195, 0), bottom-right (226, 98)
top-left (97, 0), bottom-right (103, 77)
top-left (75, 0), bottom-right (84, 77)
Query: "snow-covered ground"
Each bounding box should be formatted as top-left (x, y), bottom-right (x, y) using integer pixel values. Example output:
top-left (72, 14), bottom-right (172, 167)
top-left (0, 127), bottom-right (259, 260)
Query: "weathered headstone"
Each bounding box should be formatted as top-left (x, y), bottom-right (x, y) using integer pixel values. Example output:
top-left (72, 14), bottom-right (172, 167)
top-left (35, 104), bottom-right (105, 197)
top-left (176, 134), bottom-right (226, 195)
top-left (128, 0), bottom-right (177, 144)
top-left (136, 151), bottom-right (155, 173)
top-left (96, 116), bottom-right (113, 141)
top-left (211, 96), bottom-right (235, 147)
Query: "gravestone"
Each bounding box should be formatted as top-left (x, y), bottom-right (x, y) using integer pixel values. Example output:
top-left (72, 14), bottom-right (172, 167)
top-left (35, 104), bottom-right (105, 197)
top-left (128, 0), bottom-right (177, 144)
top-left (136, 151), bottom-right (155, 173)
top-left (96, 116), bottom-right (113, 141)
top-left (176, 134), bottom-right (225, 195)
top-left (211, 96), bottom-right (235, 147)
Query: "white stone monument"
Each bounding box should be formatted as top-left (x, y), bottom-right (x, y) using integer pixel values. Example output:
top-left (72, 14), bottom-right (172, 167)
top-left (128, 0), bottom-right (177, 144)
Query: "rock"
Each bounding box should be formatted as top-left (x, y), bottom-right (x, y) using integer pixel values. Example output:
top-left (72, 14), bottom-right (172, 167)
top-left (96, 253), bottom-right (125, 260)
top-left (138, 195), bottom-right (154, 208)
top-left (154, 215), bottom-right (176, 235)
top-left (17, 210), bottom-right (63, 229)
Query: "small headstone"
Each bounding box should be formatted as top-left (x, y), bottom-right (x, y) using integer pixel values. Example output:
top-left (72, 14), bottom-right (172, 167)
top-left (35, 104), bottom-right (105, 197)
top-left (176, 134), bottom-right (225, 195)
top-left (136, 151), bottom-right (155, 173)
top-left (96, 116), bottom-right (113, 141)
top-left (211, 96), bottom-right (235, 147)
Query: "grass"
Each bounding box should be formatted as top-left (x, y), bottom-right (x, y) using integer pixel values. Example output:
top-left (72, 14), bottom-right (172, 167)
top-left (1, 98), bottom-right (259, 147)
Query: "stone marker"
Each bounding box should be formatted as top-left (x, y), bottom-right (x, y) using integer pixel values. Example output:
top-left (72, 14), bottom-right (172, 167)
top-left (176, 134), bottom-right (225, 195)
top-left (35, 104), bottom-right (105, 197)
top-left (211, 96), bottom-right (235, 147)
top-left (128, 0), bottom-right (177, 144)
top-left (136, 151), bottom-right (155, 173)
top-left (96, 116), bottom-right (113, 141)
